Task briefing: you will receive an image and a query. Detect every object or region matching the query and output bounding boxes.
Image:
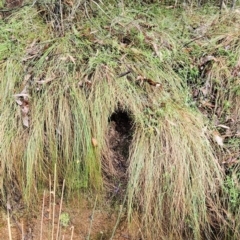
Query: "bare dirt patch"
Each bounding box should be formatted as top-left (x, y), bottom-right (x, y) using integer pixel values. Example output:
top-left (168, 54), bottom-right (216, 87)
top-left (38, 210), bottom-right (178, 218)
top-left (0, 195), bottom-right (133, 240)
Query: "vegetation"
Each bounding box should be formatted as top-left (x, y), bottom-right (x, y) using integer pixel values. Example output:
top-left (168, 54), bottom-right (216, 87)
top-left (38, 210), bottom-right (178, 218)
top-left (0, 1), bottom-right (239, 239)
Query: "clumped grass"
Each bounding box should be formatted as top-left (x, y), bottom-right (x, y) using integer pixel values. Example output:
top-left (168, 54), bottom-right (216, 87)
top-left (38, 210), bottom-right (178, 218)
top-left (127, 104), bottom-right (224, 239)
top-left (0, 1), bottom-right (239, 239)
top-left (168, 7), bottom-right (240, 239)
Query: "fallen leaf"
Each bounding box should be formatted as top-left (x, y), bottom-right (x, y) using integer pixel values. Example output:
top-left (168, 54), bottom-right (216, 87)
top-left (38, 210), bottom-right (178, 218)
top-left (199, 55), bottom-right (218, 67)
top-left (56, 128), bottom-right (62, 135)
top-left (222, 158), bottom-right (238, 166)
top-left (6, 201), bottom-right (11, 211)
top-left (64, 0), bottom-right (73, 6)
top-left (91, 138), bottom-right (98, 147)
top-left (24, 74), bottom-right (31, 82)
top-left (152, 42), bottom-right (161, 58)
top-left (13, 93), bottom-right (30, 98)
top-left (212, 131), bottom-right (224, 146)
top-left (166, 119), bottom-right (177, 126)
top-left (15, 99), bottom-right (23, 105)
top-left (217, 124), bottom-right (230, 129)
top-left (22, 115), bottom-right (29, 128)
top-left (59, 56), bottom-right (68, 61)
top-left (36, 75), bottom-right (56, 84)
top-left (78, 80), bottom-right (84, 87)
top-left (200, 100), bottom-right (214, 108)
top-left (68, 54), bottom-right (76, 64)
top-left (136, 75), bottom-right (162, 87)
top-left (200, 86), bottom-right (210, 96)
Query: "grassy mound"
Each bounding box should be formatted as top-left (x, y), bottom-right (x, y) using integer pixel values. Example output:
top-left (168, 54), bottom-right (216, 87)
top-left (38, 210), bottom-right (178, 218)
top-left (0, 1), bottom-right (239, 239)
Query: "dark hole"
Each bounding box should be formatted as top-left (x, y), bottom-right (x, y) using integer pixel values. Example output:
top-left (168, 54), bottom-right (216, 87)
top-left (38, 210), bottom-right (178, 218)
top-left (103, 110), bottom-right (134, 201)
top-left (121, 36), bottom-right (132, 45)
top-left (109, 111), bottom-right (133, 143)
top-left (108, 109), bottom-right (133, 164)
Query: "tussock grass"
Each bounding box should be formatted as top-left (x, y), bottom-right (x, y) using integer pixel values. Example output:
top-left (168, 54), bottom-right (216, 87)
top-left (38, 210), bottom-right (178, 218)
top-left (0, 2), bottom-right (239, 239)
top-left (127, 105), bottom-right (224, 239)
top-left (171, 8), bottom-right (240, 239)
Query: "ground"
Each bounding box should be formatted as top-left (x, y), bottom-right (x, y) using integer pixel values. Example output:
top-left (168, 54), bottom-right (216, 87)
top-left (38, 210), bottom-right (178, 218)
top-left (0, 196), bottom-right (133, 240)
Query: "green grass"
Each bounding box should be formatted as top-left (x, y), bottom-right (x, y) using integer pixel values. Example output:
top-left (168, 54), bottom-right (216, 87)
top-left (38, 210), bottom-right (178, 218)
top-left (0, 1), bottom-right (240, 239)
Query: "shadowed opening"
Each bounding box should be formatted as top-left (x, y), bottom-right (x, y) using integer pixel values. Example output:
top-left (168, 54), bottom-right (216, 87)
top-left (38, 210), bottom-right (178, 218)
top-left (102, 110), bottom-right (134, 200)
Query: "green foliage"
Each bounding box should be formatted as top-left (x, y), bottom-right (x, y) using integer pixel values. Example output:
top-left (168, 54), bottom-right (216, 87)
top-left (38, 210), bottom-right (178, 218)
top-left (224, 170), bottom-right (240, 213)
top-left (60, 212), bottom-right (70, 227)
top-left (0, 2), bottom-right (239, 240)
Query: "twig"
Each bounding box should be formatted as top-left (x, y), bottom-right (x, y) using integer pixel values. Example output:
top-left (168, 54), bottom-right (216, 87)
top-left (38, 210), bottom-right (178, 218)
top-left (56, 179), bottom-right (65, 240)
top-left (7, 208), bottom-right (12, 240)
top-left (21, 220), bottom-right (24, 240)
top-left (51, 164), bottom-right (57, 240)
top-left (49, 174), bottom-right (52, 221)
top-left (70, 226), bottom-right (74, 240)
top-left (181, 35), bottom-right (206, 48)
top-left (40, 190), bottom-right (46, 240)
top-left (117, 68), bottom-right (133, 78)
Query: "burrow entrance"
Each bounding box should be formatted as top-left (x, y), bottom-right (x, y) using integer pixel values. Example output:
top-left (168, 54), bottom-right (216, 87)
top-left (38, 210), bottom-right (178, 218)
top-left (102, 109), bottom-right (134, 200)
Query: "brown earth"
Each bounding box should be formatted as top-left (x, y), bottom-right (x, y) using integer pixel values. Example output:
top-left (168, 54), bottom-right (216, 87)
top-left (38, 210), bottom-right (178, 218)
top-left (0, 195), bottom-right (135, 240)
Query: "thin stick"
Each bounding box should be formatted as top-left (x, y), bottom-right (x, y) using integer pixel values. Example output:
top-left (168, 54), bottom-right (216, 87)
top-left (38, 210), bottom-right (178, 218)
top-left (21, 220), bottom-right (24, 240)
top-left (87, 196), bottom-right (98, 240)
top-left (40, 190), bottom-right (46, 240)
top-left (70, 226), bottom-right (74, 240)
top-left (51, 164), bottom-right (57, 240)
top-left (49, 174), bottom-right (52, 220)
top-left (56, 179), bottom-right (65, 240)
top-left (7, 209), bottom-right (12, 240)
top-left (182, 35), bottom-right (206, 48)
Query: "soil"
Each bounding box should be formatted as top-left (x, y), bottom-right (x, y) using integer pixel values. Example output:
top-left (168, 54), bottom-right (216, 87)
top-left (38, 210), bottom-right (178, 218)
top-left (0, 195), bottom-right (133, 240)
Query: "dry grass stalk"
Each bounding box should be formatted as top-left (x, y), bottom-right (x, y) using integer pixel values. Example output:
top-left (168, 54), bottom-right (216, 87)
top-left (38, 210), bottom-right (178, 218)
top-left (51, 164), bottom-right (57, 240)
top-left (21, 220), bottom-right (24, 240)
top-left (40, 190), bottom-right (46, 240)
top-left (7, 208), bottom-right (12, 240)
top-left (49, 175), bottom-right (52, 222)
top-left (70, 226), bottom-right (74, 240)
top-left (56, 179), bottom-right (65, 240)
